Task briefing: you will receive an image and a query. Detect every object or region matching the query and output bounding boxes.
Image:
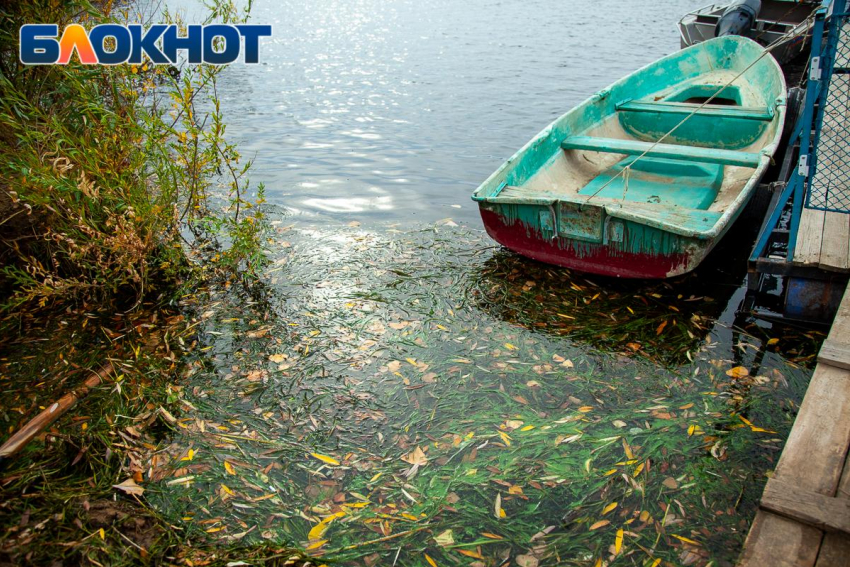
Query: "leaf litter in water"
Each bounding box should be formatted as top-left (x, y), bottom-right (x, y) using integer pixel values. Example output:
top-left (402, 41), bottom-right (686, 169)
top-left (144, 222), bottom-right (819, 566)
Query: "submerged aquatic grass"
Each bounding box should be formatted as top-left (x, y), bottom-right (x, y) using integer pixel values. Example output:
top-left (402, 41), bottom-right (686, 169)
top-left (145, 221), bottom-right (816, 567)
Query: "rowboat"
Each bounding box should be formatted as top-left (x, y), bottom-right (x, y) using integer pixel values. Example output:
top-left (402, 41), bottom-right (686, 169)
top-left (679, 0), bottom-right (816, 65)
top-left (471, 36), bottom-right (786, 279)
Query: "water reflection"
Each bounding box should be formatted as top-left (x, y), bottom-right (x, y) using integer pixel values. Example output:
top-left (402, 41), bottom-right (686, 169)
top-left (168, 0), bottom-right (709, 224)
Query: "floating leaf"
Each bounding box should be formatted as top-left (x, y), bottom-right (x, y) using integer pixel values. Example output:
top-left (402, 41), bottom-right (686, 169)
top-left (311, 453), bottom-right (340, 466)
top-left (434, 529), bottom-right (454, 547)
top-left (308, 511), bottom-right (345, 541)
top-left (401, 446), bottom-right (428, 466)
top-left (113, 478), bottom-right (144, 496)
top-left (726, 366), bottom-right (749, 379)
top-left (671, 534), bottom-right (700, 546)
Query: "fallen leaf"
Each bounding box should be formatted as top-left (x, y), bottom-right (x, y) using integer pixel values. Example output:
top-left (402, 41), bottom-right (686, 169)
top-left (224, 461), bottom-right (236, 475)
top-left (516, 555), bottom-right (539, 567)
top-left (268, 354), bottom-right (287, 363)
top-left (671, 534), bottom-right (700, 546)
top-left (434, 529), bottom-right (454, 547)
top-left (308, 511), bottom-right (345, 541)
top-left (602, 502), bottom-right (617, 515)
top-left (615, 528), bottom-right (624, 554)
top-left (662, 477), bottom-right (678, 489)
top-left (113, 478), bottom-right (144, 496)
top-left (402, 446), bottom-right (428, 466)
top-left (726, 366), bottom-right (749, 379)
top-left (311, 453), bottom-right (340, 466)
top-left (589, 520), bottom-right (610, 530)
top-left (457, 549), bottom-right (483, 559)
top-left (424, 554), bottom-right (437, 567)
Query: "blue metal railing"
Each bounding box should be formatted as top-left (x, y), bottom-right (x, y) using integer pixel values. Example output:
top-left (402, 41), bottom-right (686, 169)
top-left (750, 0), bottom-right (848, 264)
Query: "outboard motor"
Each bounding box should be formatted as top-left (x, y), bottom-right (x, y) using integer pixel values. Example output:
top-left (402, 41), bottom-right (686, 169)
top-left (715, 0), bottom-right (762, 38)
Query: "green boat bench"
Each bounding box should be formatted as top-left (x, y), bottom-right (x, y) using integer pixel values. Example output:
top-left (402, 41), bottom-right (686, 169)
top-left (560, 135), bottom-right (762, 168)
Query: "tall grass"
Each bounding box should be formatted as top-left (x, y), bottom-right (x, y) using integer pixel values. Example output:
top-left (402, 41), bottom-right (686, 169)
top-left (0, 0), bottom-right (268, 313)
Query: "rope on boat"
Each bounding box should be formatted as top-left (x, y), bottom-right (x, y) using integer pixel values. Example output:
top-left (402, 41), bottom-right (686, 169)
top-left (584, 12), bottom-right (818, 205)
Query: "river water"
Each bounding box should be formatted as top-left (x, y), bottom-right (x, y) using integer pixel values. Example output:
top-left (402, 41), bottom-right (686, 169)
top-left (143, 3), bottom-right (823, 566)
top-left (208, 0), bottom-right (707, 224)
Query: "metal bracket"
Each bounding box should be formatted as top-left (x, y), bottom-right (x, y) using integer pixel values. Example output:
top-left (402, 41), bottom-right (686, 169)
top-left (799, 154), bottom-right (810, 177)
top-left (811, 57), bottom-right (822, 81)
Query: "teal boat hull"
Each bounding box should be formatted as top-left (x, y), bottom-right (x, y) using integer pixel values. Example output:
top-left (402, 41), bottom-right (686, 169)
top-left (472, 36), bottom-right (786, 278)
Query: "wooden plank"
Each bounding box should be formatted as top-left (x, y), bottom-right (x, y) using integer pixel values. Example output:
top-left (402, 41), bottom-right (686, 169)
top-left (760, 478), bottom-right (850, 534)
top-left (819, 343), bottom-right (850, 371)
top-left (819, 212), bottom-right (850, 272)
top-left (616, 100), bottom-right (774, 121)
top-left (772, 363), bottom-right (850, 493)
top-left (739, 361), bottom-right (850, 567)
top-left (794, 208), bottom-right (826, 266)
top-left (816, 449), bottom-right (850, 566)
top-left (739, 511), bottom-right (822, 567)
top-left (820, 284), bottom-right (850, 369)
top-left (560, 136), bottom-right (762, 167)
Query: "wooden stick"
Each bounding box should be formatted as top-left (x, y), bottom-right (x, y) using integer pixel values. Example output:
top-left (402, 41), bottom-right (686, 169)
top-left (0, 362), bottom-right (114, 465)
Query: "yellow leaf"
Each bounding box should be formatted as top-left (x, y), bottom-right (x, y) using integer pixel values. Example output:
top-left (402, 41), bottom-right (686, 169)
top-left (181, 448), bottom-right (195, 461)
top-left (589, 519), bottom-right (610, 530)
top-left (615, 528), bottom-right (623, 554)
top-left (401, 446), bottom-right (428, 466)
top-left (457, 549), bottom-right (484, 559)
top-left (206, 526), bottom-right (224, 533)
top-left (679, 403), bottom-right (694, 409)
top-left (498, 430), bottom-right (512, 446)
top-left (406, 357), bottom-right (418, 366)
top-left (634, 462), bottom-right (645, 476)
top-left (520, 425), bottom-right (535, 431)
top-left (622, 438), bottom-right (634, 460)
top-left (269, 354), bottom-right (287, 363)
top-left (767, 338), bottom-right (779, 345)
top-left (604, 468), bottom-right (618, 476)
top-left (650, 559), bottom-right (661, 567)
top-left (308, 511), bottom-right (346, 541)
top-left (508, 485), bottom-right (523, 495)
top-left (311, 453), bottom-right (340, 466)
top-left (504, 343), bottom-right (517, 350)
top-left (306, 539), bottom-right (328, 550)
top-left (726, 366), bottom-right (749, 379)
top-left (671, 534), bottom-right (700, 546)
top-left (425, 554), bottom-right (437, 567)
top-left (481, 532), bottom-right (504, 539)
top-left (370, 472), bottom-right (383, 482)
top-left (224, 461), bottom-right (236, 475)
top-left (221, 484), bottom-right (234, 496)
top-left (99, 528), bottom-right (105, 540)
top-left (578, 406), bottom-right (593, 413)
top-left (401, 513), bottom-right (419, 521)
top-left (602, 502), bottom-right (618, 515)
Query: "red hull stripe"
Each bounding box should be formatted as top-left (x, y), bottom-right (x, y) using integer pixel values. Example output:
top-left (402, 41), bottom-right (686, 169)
top-left (479, 209), bottom-right (696, 279)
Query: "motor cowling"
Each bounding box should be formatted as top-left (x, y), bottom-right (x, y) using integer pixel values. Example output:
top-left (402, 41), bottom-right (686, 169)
top-left (715, 0), bottom-right (762, 37)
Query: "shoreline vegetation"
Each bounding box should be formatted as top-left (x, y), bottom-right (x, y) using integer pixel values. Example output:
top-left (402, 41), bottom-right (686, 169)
top-left (0, 1), bottom-right (307, 565)
top-left (0, 2), bottom-right (827, 567)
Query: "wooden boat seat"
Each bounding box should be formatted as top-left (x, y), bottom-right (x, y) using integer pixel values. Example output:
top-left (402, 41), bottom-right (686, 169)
top-left (616, 100), bottom-right (774, 122)
top-left (561, 135), bottom-right (762, 168)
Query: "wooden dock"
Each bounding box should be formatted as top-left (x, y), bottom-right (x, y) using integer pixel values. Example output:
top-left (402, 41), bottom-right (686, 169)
top-left (738, 283), bottom-right (850, 566)
top-left (793, 22), bottom-right (850, 274)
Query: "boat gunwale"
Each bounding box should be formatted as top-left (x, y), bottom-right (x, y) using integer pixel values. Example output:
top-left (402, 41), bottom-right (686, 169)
top-left (471, 36), bottom-right (787, 242)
